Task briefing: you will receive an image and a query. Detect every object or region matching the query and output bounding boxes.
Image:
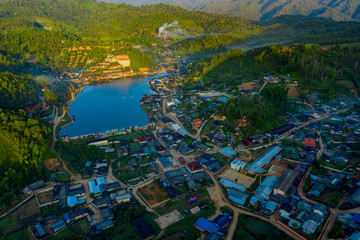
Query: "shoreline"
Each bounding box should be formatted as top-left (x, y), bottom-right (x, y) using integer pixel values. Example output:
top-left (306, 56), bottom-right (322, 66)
top-left (58, 72), bottom-right (169, 139)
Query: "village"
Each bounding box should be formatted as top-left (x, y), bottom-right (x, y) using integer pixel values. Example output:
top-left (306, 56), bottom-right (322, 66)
top-left (3, 41), bottom-right (360, 240)
top-left (4, 58), bottom-right (359, 240)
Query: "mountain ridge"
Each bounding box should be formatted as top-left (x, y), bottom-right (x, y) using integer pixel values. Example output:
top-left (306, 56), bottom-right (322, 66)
top-left (101, 0), bottom-right (360, 21)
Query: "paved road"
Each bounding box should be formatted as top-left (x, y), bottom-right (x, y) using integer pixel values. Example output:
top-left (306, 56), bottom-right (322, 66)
top-left (205, 169), bottom-right (303, 240)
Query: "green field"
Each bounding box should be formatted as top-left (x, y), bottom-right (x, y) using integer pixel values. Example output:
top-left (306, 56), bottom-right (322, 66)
top-left (235, 214), bottom-right (293, 240)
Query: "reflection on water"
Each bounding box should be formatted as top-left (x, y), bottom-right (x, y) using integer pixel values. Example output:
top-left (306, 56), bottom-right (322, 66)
top-left (60, 75), bottom-right (159, 137)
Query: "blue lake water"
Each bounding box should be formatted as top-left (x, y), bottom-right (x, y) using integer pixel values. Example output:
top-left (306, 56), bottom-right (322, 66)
top-left (60, 74), bottom-right (165, 137)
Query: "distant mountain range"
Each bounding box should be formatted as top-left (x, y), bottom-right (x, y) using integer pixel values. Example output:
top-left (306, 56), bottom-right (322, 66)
top-left (102, 0), bottom-right (360, 21)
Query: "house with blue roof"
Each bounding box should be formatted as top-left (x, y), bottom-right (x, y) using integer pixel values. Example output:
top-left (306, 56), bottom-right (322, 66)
top-left (219, 148), bottom-right (237, 157)
top-left (31, 222), bottom-right (47, 239)
top-left (254, 176), bottom-right (278, 201)
top-left (246, 146), bottom-right (282, 174)
top-left (66, 196), bottom-right (86, 207)
top-left (194, 217), bottom-right (220, 233)
top-left (220, 179), bottom-right (246, 192)
top-left (227, 189), bottom-right (249, 206)
top-left (212, 214), bottom-right (231, 228)
top-left (51, 219), bottom-right (66, 233)
top-left (217, 97), bottom-right (229, 103)
top-left (88, 180), bottom-right (101, 194)
top-left (158, 157), bottom-right (173, 169)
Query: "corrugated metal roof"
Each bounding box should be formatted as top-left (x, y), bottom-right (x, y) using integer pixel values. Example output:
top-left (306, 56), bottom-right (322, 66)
top-left (255, 176), bottom-right (278, 200)
top-left (220, 179), bottom-right (246, 192)
top-left (246, 146), bottom-right (282, 174)
top-left (219, 148), bottom-right (237, 156)
top-left (194, 218), bottom-right (220, 233)
top-left (96, 177), bottom-right (106, 186)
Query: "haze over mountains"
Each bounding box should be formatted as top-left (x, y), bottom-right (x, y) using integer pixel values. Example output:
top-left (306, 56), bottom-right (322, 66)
top-left (103, 0), bottom-right (360, 21)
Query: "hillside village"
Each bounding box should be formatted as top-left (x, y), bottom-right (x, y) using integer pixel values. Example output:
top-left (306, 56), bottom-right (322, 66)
top-left (10, 57), bottom-right (360, 240)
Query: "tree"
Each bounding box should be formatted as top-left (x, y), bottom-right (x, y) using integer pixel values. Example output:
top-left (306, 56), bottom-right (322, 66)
top-left (44, 89), bottom-right (58, 105)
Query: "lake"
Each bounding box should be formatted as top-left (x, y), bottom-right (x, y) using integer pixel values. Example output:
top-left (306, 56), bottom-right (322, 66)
top-left (60, 74), bottom-right (165, 137)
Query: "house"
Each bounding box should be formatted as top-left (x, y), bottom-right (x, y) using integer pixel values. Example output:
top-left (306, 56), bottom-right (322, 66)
top-left (302, 220), bottom-right (318, 234)
top-left (246, 146), bottom-right (282, 174)
top-left (347, 191), bottom-right (360, 206)
top-left (51, 219), bottom-right (66, 233)
top-left (308, 182), bottom-right (326, 197)
top-left (192, 118), bottom-right (203, 127)
top-left (220, 179), bottom-right (246, 192)
top-left (227, 189), bottom-right (249, 205)
top-left (158, 157), bottom-right (173, 169)
top-left (230, 159), bottom-right (246, 171)
top-left (93, 197), bottom-right (111, 208)
top-left (297, 200), bottom-right (314, 213)
top-left (186, 162), bottom-right (203, 173)
top-left (100, 208), bottom-right (114, 221)
top-left (64, 208), bottom-right (89, 223)
top-left (132, 217), bottom-right (155, 240)
top-left (348, 231), bottom-right (360, 240)
top-left (219, 148), bottom-right (237, 157)
top-left (92, 220), bottom-right (114, 232)
top-left (273, 170), bottom-right (298, 196)
top-left (279, 204), bottom-right (293, 219)
top-left (194, 217), bottom-right (220, 233)
top-left (212, 214), bottom-right (231, 228)
top-left (66, 196), bottom-right (86, 207)
top-left (114, 193), bottom-right (131, 203)
top-left (106, 182), bottom-right (121, 191)
top-left (304, 138), bottom-right (316, 148)
top-left (31, 222), bottom-right (47, 239)
top-left (254, 176), bottom-right (278, 201)
top-left (190, 206), bottom-right (201, 214)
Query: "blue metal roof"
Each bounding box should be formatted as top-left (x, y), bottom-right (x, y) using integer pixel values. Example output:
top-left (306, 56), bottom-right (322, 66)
top-left (255, 176), bottom-right (278, 200)
top-left (85, 161), bottom-right (92, 167)
top-left (159, 157), bottom-right (173, 168)
top-left (352, 214), bottom-right (360, 224)
top-left (67, 196), bottom-right (86, 207)
top-left (51, 219), bottom-right (66, 232)
top-left (220, 179), bottom-right (246, 192)
top-left (217, 97), bottom-right (229, 103)
top-left (246, 146), bottom-right (282, 173)
top-left (212, 215), bottom-right (231, 228)
top-left (96, 177), bottom-right (106, 186)
top-left (227, 189), bottom-right (249, 200)
top-left (265, 201), bottom-right (277, 212)
top-left (88, 180), bottom-right (101, 194)
top-left (194, 218), bottom-right (220, 233)
top-left (64, 214), bottom-right (71, 222)
top-left (178, 128), bottom-right (188, 136)
top-left (219, 148), bottom-right (237, 157)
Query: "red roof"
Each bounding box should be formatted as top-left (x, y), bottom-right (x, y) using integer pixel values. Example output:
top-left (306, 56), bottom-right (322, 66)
top-left (137, 136), bottom-right (147, 143)
top-left (241, 139), bottom-right (254, 146)
top-left (178, 157), bottom-right (186, 164)
top-left (304, 138), bottom-right (316, 147)
top-left (187, 162), bottom-right (202, 172)
top-left (192, 118), bottom-right (202, 126)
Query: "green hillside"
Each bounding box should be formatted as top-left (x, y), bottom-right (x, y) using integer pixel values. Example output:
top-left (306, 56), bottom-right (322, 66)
top-left (104, 0), bottom-right (360, 21)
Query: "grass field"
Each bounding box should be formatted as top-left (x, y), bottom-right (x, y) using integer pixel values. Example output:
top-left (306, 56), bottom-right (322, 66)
top-left (155, 188), bottom-right (211, 216)
top-left (234, 214), bottom-right (293, 240)
top-left (0, 217), bottom-right (18, 237)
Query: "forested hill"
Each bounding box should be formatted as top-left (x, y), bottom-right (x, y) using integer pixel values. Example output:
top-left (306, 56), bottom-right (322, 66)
top-left (0, 0), bottom-right (252, 41)
top-left (103, 0), bottom-right (360, 21)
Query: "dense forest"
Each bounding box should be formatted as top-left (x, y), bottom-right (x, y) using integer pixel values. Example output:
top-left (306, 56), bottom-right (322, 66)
top-left (217, 91), bottom-right (288, 136)
top-left (188, 44), bottom-right (360, 96)
top-left (0, 73), bottom-right (50, 208)
top-left (0, 72), bottom-right (41, 110)
top-left (105, 0), bottom-right (360, 21)
top-left (0, 110), bottom-right (49, 208)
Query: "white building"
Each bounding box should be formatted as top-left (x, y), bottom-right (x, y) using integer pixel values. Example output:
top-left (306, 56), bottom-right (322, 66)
top-left (230, 159), bottom-right (246, 171)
